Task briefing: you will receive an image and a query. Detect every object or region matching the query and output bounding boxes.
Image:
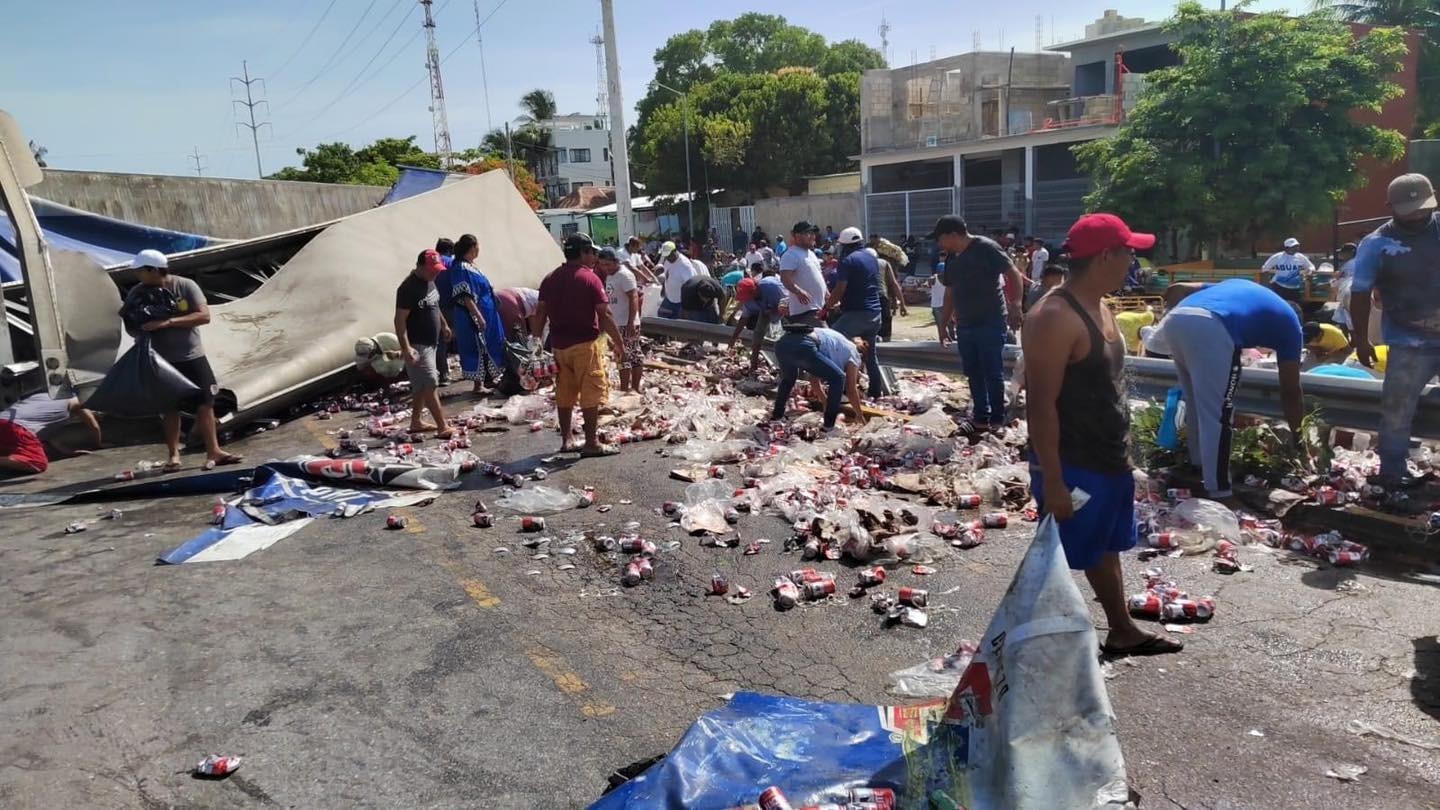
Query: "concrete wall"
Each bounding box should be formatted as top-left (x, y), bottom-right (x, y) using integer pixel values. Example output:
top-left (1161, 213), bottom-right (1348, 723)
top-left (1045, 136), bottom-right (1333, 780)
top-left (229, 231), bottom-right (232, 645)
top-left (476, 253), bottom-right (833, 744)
top-left (807, 173), bottom-right (862, 195)
top-left (32, 169), bottom-right (387, 239)
top-left (754, 192), bottom-right (862, 240)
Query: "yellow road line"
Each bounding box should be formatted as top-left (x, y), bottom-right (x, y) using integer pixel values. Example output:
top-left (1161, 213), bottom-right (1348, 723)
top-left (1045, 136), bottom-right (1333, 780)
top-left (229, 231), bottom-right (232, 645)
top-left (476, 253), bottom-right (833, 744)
top-left (460, 578), bottom-right (500, 608)
top-left (302, 419), bottom-right (339, 450)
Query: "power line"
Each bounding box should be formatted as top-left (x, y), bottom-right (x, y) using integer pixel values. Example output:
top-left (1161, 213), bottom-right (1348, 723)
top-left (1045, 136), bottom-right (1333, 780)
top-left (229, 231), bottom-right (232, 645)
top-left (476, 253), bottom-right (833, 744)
top-left (311, 0), bottom-right (506, 143)
top-left (274, 0), bottom-right (383, 109)
top-left (231, 60), bottom-right (272, 177)
top-left (267, 0), bottom-right (341, 80)
top-left (285, 1), bottom-right (420, 131)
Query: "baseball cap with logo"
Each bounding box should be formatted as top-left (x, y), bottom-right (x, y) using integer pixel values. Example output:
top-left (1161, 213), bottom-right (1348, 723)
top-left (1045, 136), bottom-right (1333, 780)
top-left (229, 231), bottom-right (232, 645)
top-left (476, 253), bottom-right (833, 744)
top-left (837, 226), bottom-right (864, 245)
top-left (1063, 213), bottom-right (1156, 260)
top-left (1388, 173), bottom-right (1437, 216)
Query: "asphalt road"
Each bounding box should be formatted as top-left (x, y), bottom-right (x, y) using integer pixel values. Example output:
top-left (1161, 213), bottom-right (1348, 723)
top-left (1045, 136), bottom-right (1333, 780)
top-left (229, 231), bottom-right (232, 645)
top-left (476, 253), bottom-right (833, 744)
top-left (1, 385), bottom-right (1438, 809)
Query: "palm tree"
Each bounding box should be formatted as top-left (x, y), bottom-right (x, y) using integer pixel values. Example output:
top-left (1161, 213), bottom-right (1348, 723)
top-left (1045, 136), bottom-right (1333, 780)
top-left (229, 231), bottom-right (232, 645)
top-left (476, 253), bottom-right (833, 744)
top-left (517, 89), bottom-right (557, 124)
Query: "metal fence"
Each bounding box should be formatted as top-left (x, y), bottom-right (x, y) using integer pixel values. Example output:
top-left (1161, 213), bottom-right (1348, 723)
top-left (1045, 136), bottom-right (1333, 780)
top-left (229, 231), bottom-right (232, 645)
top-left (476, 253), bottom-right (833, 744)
top-left (864, 188), bottom-right (955, 243)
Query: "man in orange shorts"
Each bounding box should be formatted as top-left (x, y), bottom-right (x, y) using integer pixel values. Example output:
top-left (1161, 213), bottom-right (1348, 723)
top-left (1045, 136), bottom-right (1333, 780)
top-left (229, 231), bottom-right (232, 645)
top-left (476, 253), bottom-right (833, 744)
top-left (535, 234), bottom-right (625, 456)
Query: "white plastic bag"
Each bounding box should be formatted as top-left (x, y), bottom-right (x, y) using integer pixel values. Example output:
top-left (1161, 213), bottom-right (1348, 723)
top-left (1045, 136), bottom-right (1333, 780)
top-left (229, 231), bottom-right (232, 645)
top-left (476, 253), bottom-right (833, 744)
top-left (498, 394), bottom-right (550, 425)
top-left (1169, 498), bottom-right (1240, 544)
top-left (494, 485), bottom-right (583, 514)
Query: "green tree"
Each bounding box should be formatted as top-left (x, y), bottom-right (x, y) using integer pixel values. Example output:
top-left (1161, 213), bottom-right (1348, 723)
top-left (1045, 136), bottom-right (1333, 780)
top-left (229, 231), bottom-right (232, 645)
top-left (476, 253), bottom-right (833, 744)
top-left (632, 15), bottom-right (881, 195)
top-left (517, 89), bottom-right (557, 123)
top-left (1316, 0), bottom-right (1440, 133)
top-left (267, 135), bottom-right (444, 184)
top-left (1074, 3), bottom-right (1407, 256)
top-left (268, 142), bottom-right (361, 183)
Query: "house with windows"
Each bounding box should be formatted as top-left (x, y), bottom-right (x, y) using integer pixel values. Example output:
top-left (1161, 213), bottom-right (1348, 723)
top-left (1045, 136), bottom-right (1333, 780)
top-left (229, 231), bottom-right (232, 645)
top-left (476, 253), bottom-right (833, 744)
top-left (532, 114), bottom-right (615, 206)
top-left (857, 11), bottom-right (1420, 261)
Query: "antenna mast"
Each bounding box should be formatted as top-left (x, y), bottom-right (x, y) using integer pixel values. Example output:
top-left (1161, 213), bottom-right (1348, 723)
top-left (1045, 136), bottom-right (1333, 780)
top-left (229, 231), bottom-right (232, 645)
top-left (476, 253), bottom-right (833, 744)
top-left (589, 29), bottom-right (607, 123)
top-left (420, 0), bottom-right (454, 168)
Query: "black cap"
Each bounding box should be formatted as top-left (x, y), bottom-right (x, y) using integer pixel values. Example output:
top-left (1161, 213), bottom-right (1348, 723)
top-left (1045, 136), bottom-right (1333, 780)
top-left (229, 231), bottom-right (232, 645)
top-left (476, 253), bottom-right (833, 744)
top-left (563, 233), bottom-right (595, 252)
top-left (926, 215), bottom-right (968, 239)
top-left (791, 220), bottom-right (820, 235)
top-left (597, 247), bottom-right (618, 261)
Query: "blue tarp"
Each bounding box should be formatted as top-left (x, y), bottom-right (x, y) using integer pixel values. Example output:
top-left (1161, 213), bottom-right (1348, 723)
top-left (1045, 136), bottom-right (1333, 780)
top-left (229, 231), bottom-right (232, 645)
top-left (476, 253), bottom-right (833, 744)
top-left (381, 166), bottom-right (451, 205)
top-left (0, 197), bottom-right (220, 283)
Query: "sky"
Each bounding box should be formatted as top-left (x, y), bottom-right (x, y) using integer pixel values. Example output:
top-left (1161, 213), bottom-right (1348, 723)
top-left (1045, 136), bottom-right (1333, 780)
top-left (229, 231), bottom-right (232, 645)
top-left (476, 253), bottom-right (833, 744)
top-left (1, 0), bottom-right (1294, 180)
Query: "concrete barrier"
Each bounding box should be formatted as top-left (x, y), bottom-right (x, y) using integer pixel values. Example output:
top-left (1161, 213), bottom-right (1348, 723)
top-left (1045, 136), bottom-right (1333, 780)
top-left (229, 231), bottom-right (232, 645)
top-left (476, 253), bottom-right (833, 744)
top-left (32, 169), bottom-right (387, 239)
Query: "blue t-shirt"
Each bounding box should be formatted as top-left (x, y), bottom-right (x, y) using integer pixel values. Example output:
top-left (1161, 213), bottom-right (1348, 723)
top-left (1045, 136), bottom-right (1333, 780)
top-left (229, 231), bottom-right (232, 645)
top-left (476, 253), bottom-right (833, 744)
top-left (435, 254), bottom-right (455, 304)
top-left (1352, 213), bottom-right (1440, 348)
top-left (813, 327), bottom-right (861, 369)
top-left (837, 249), bottom-right (882, 313)
top-left (721, 269), bottom-right (745, 288)
top-left (1308, 364), bottom-right (1375, 380)
top-left (741, 276), bottom-right (787, 316)
top-left (1180, 279), bottom-right (1303, 361)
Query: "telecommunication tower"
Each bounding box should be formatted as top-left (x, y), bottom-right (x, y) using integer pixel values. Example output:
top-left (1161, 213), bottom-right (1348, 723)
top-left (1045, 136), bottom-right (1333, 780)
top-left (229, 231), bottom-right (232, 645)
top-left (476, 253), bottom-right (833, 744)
top-left (590, 29), bottom-right (607, 123)
top-left (420, 0), bottom-right (454, 168)
top-left (877, 14), bottom-right (891, 67)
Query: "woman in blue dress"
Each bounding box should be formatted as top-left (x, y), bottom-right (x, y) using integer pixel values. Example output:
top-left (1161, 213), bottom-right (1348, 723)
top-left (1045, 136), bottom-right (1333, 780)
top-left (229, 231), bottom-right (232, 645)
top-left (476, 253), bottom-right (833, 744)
top-left (447, 234), bottom-right (505, 394)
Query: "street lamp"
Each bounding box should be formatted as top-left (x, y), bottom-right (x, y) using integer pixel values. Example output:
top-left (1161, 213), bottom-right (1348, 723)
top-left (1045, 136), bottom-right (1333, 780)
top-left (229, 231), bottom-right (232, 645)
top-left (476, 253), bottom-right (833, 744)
top-left (651, 80), bottom-right (694, 239)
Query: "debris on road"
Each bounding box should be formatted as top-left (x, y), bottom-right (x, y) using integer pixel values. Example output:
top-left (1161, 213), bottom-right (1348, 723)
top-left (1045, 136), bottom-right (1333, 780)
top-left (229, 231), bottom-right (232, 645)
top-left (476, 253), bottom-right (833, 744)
top-left (1324, 763), bottom-right (1368, 782)
top-left (193, 755), bottom-right (241, 778)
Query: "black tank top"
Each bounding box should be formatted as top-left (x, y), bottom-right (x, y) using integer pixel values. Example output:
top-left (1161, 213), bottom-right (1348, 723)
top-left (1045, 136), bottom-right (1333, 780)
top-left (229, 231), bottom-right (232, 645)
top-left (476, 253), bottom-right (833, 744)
top-left (1051, 289), bottom-right (1131, 473)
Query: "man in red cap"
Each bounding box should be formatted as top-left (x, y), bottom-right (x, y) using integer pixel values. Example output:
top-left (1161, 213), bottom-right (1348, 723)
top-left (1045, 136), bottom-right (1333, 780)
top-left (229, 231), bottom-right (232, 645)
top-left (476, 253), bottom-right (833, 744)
top-left (395, 248), bottom-right (456, 438)
top-left (1024, 213), bottom-right (1183, 657)
top-left (728, 266), bottom-right (786, 370)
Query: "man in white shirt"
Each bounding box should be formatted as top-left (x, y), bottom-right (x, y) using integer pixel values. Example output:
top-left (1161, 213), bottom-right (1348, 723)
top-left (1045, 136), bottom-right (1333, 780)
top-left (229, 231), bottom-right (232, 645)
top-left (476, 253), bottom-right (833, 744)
top-left (624, 236), bottom-right (658, 285)
top-left (779, 221), bottom-right (826, 325)
top-left (1028, 238), bottom-right (1049, 279)
top-left (597, 248), bottom-right (644, 393)
top-left (930, 272), bottom-right (953, 341)
top-left (1261, 237), bottom-right (1315, 303)
top-left (744, 243), bottom-right (766, 271)
top-left (657, 240), bottom-right (696, 319)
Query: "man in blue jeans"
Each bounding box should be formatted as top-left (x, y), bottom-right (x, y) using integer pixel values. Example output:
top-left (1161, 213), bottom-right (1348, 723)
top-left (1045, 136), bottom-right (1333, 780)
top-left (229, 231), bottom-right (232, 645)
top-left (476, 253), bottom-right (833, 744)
top-left (824, 226), bottom-right (889, 397)
top-left (931, 215), bottom-right (1024, 427)
top-left (1352, 173), bottom-right (1440, 486)
top-left (771, 326), bottom-right (868, 431)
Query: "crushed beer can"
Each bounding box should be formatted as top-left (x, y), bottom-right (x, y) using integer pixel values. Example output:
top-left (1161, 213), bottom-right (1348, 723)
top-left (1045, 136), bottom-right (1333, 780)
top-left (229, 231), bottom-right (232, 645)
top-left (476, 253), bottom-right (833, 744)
top-left (472, 512), bottom-right (494, 528)
top-left (1314, 486), bottom-right (1343, 506)
top-left (898, 586), bottom-right (927, 608)
top-left (1166, 487), bottom-right (1191, 502)
top-left (773, 578), bottom-right (801, 609)
top-left (64, 521), bottom-right (87, 534)
top-left (195, 754), bottom-right (241, 777)
top-left (386, 514), bottom-right (408, 530)
top-left (521, 516), bottom-right (546, 532)
top-left (857, 567), bottom-right (886, 587)
top-left (621, 560), bottom-right (644, 587)
top-left (709, 574), bottom-right (729, 595)
top-left (1161, 597), bottom-right (1215, 622)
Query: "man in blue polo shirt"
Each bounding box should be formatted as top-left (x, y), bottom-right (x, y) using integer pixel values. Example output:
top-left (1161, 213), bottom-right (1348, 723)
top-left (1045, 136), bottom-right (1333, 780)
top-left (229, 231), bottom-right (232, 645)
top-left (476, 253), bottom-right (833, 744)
top-left (824, 226), bottom-right (889, 397)
top-left (728, 270), bottom-right (786, 370)
top-left (1149, 278), bottom-right (1305, 499)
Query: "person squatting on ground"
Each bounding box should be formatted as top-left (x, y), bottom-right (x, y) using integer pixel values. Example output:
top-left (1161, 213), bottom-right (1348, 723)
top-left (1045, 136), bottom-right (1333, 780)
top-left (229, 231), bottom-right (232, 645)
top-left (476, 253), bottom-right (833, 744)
top-left (535, 234), bottom-right (625, 457)
top-left (0, 394), bottom-right (102, 477)
top-left (656, 241), bottom-right (696, 320)
top-left (728, 269), bottom-right (787, 370)
top-left (395, 249), bottom-right (455, 438)
top-left (122, 249), bottom-right (242, 471)
top-left (772, 325), bottom-right (868, 432)
top-left (1024, 213), bottom-right (1182, 657)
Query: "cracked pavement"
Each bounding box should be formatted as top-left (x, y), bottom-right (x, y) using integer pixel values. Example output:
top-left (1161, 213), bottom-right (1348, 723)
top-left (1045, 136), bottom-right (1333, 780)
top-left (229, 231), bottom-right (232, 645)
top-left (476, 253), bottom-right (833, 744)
top-left (1, 398), bottom-right (1438, 809)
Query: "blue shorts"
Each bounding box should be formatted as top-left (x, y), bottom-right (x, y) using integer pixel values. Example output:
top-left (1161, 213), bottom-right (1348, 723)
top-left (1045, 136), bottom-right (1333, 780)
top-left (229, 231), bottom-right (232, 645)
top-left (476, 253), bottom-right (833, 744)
top-left (1030, 461), bottom-right (1137, 570)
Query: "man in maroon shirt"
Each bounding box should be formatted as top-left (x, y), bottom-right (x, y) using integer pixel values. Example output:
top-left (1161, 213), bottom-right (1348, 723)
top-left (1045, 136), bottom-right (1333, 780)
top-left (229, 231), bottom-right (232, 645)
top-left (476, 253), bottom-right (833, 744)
top-left (535, 234), bottom-right (625, 456)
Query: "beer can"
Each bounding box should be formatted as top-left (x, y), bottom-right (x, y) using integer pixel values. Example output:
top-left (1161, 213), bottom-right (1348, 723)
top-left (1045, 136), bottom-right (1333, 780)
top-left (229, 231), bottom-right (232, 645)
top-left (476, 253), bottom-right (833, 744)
top-left (210, 502), bottom-right (227, 525)
top-left (898, 587), bottom-right (928, 608)
top-left (870, 593), bottom-right (897, 614)
top-left (743, 541), bottom-right (762, 555)
top-left (622, 561), bottom-right (643, 587)
top-left (709, 465), bottom-right (725, 478)
top-left (724, 507), bottom-right (740, 524)
top-left (858, 566), bottom-right (886, 587)
top-left (662, 501), bottom-right (681, 516)
top-left (773, 579), bottom-right (800, 609)
top-left (114, 470), bottom-right (135, 482)
top-left (521, 516), bottom-right (546, 532)
top-left (577, 488), bottom-right (596, 507)
top-left (195, 755), bottom-right (241, 777)
top-left (636, 557), bottom-right (654, 580)
top-left (532, 468), bottom-right (549, 481)
top-left (802, 537), bottom-right (821, 560)
top-left (619, 537), bottom-right (656, 557)
top-left (847, 787), bottom-right (896, 805)
top-left (709, 574), bottom-right (729, 595)
top-left (955, 493), bottom-right (983, 508)
top-left (803, 579), bottom-right (837, 600)
top-left (982, 512), bottom-right (1008, 529)
top-left (789, 568), bottom-right (828, 584)
top-left (758, 786), bottom-right (796, 810)
top-left (386, 515), bottom-right (408, 530)
top-left (1166, 488), bottom-right (1191, 501)
top-left (1314, 487), bottom-right (1342, 506)
top-left (1162, 598), bottom-right (1214, 621)
top-left (1147, 532), bottom-right (1180, 549)
top-left (529, 421), bottom-right (544, 432)
top-left (1127, 592), bottom-right (1163, 618)
top-left (472, 512), bottom-right (493, 528)
top-left (1329, 548), bottom-right (1366, 566)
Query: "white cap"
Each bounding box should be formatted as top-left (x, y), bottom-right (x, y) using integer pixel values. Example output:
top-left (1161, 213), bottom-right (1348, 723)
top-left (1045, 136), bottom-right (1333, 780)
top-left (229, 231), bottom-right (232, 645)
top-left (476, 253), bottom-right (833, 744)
top-left (131, 248), bottom-right (168, 270)
top-left (837, 226), bottom-right (864, 245)
top-left (1283, 237), bottom-right (1300, 249)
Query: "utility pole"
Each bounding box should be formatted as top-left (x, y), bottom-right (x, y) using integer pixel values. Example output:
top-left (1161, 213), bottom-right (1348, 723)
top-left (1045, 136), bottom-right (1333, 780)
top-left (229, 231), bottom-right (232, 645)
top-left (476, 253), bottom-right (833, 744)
top-left (504, 121), bottom-right (517, 181)
top-left (188, 146), bottom-right (207, 177)
top-left (601, 0), bottom-right (633, 238)
top-left (230, 60), bottom-right (270, 178)
top-left (420, 0), bottom-right (454, 169)
top-left (877, 14), bottom-right (891, 67)
top-left (472, 0), bottom-right (493, 134)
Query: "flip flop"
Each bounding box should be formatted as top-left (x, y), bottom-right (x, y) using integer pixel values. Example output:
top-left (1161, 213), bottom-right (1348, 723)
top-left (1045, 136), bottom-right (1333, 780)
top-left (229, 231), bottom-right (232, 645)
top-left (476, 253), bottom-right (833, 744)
top-left (409, 424), bottom-right (438, 433)
top-left (1100, 634), bottom-right (1185, 658)
top-left (162, 460), bottom-right (183, 472)
top-left (435, 429), bottom-right (455, 440)
top-left (202, 453), bottom-right (245, 471)
top-left (579, 445), bottom-right (620, 458)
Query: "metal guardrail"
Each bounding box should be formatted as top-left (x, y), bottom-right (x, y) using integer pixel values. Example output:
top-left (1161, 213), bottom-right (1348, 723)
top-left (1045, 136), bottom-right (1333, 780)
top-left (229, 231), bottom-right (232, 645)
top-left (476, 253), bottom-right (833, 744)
top-left (640, 316), bottom-right (1440, 438)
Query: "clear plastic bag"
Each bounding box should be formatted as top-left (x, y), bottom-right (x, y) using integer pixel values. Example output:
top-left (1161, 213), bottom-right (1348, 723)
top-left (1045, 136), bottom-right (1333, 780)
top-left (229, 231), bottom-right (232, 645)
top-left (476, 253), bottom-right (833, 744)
top-left (971, 462), bottom-right (1030, 506)
top-left (670, 439), bottom-right (756, 464)
top-left (494, 485), bottom-right (583, 514)
top-left (680, 501), bottom-right (731, 534)
top-left (886, 640), bottom-right (979, 697)
top-left (498, 394), bottom-right (550, 425)
top-left (1169, 497), bottom-right (1241, 544)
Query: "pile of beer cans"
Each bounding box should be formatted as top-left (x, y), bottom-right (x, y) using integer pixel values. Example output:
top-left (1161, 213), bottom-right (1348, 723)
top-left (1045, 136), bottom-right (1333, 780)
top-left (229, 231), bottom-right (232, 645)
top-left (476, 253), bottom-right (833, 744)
top-left (754, 783), bottom-right (895, 809)
top-left (1127, 568), bottom-right (1215, 623)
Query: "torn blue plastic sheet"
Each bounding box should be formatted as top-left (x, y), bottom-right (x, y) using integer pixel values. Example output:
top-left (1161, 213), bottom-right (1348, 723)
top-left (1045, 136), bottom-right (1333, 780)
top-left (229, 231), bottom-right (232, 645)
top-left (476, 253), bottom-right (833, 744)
top-left (157, 472), bottom-right (434, 564)
top-left (589, 691), bottom-right (949, 810)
